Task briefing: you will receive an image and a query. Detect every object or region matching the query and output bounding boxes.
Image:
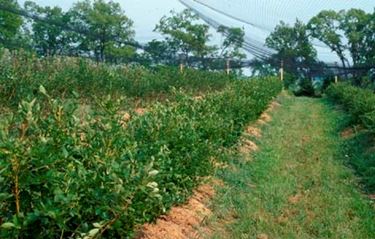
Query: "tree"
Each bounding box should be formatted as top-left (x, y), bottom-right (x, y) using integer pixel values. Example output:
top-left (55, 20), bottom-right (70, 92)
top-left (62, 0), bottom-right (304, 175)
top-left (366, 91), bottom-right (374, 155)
top-left (339, 9), bottom-right (369, 66)
top-left (24, 1), bottom-right (71, 56)
top-left (266, 20), bottom-right (317, 78)
top-left (0, 0), bottom-right (23, 47)
top-left (308, 10), bottom-right (348, 68)
top-left (308, 9), bottom-right (375, 85)
top-left (250, 58), bottom-right (278, 77)
top-left (364, 10), bottom-right (375, 66)
top-left (70, 0), bottom-right (135, 62)
top-left (217, 25), bottom-right (245, 60)
top-left (143, 39), bottom-right (177, 65)
top-left (155, 9), bottom-right (215, 67)
top-left (266, 20), bottom-right (319, 94)
top-left (214, 26), bottom-right (245, 74)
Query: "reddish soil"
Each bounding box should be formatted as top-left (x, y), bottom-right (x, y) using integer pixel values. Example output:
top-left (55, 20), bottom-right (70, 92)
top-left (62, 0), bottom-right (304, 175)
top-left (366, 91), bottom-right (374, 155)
top-left (137, 184), bottom-right (215, 239)
top-left (340, 127), bottom-right (356, 139)
top-left (257, 119), bottom-right (267, 125)
top-left (193, 96), bottom-right (204, 101)
top-left (340, 125), bottom-right (364, 139)
top-left (119, 112), bottom-right (131, 128)
top-left (288, 193), bottom-right (303, 204)
top-left (239, 139), bottom-right (259, 155)
top-left (260, 112), bottom-right (272, 123)
top-left (245, 126), bottom-right (262, 138)
top-left (135, 107), bottom-right (147, 116)
top-left (257, 233), bottom-right (269, 239)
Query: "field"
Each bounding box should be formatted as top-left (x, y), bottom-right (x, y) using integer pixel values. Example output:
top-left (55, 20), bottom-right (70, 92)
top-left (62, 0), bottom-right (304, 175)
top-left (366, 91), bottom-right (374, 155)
top-left (0, 53), bottom-right (374, 239)
top-left (0, 52), bottom-right (282, 238)
top-left (1, 1), bottom-right (374, 238)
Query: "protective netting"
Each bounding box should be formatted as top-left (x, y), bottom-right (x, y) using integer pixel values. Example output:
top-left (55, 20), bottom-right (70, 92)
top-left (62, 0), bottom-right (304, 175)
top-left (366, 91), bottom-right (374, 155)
top-left (179, 0), bottom-right (374, 63)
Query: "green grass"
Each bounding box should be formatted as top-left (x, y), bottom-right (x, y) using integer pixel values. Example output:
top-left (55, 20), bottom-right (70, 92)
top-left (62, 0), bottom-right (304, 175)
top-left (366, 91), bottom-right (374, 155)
top-left (208, 94), bottom-right (375, 239)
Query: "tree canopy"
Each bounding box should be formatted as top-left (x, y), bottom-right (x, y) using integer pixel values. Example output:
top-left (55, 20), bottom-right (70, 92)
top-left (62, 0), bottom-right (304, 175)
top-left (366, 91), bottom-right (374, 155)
top-left (24, 1), bottom-right (71, 56)
top-left (70, 0), bottom-right (135, 62)
top-left (154, 9), bottom-right (216, 67)
top-left (266, 20), bottom-right (317, 80)
top-left (0, 0), bottom-right (23, 46)
top-left (217, 25), bottom-right (245, 59)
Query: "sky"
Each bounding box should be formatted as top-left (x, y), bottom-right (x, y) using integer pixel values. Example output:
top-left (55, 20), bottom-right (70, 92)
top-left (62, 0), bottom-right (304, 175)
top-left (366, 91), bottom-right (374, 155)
top-left (18, 0), bottom-right (375, 63)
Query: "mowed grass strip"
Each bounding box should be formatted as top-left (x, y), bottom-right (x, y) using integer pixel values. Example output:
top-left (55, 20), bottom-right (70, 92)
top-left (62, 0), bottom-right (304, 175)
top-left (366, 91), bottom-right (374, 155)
top-left (209, 95), bottom-right (375, 239)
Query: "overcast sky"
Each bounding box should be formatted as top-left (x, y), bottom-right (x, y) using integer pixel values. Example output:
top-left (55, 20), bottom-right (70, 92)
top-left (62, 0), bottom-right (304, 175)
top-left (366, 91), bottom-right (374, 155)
top-left (18, 0), bottom-right (374, 63)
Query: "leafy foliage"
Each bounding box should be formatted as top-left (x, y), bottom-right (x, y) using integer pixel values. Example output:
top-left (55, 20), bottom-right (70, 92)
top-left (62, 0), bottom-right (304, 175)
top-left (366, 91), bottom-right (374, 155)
top-left (0, 52), bottom-right (282, 237)
top-left (326, 83), bottom-right (375, 131)
top-left (263, 8), bottom-right (375, 89)
top-left (341, 132), bottom-right (375, 193)
top-left (217, 26), bottom-right (245, 59)
top-left (69, 0), bottom-right (135, 62)
top-left (340, 9), bottom-right (370, 66)
top-left (265, 20), bottom-right (323, 96)
top-left (0, 0), bottom-right (23, 45)
top-left (154, 9), bottom-right (216, 67)
top-left (0, 1), bottom-right (248, 69)
top-left (327, 83), bottom-right (375, 193)
top-left (308, 10), bottom-right (348, 68)
top-left (24, 1), bottom-right (71, 56)
top-left (266, 20), bottom-right (317, 64)
top-left (0, 50), bottom-right (232, 109)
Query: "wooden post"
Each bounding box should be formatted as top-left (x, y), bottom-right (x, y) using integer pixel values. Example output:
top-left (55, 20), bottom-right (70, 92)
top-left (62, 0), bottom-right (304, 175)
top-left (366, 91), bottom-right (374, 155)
top-left (280, 60), bottom-right (284, 82)
top-left (334, 62), bottom-right (338, 83)
top-left (179, 54), bottom-right (184, 73)
top-left (226, 59), bottom-right (230, 75)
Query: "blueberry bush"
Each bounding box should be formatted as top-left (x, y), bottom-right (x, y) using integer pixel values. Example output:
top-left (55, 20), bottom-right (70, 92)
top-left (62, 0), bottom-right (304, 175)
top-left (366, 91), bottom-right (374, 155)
top-left (0, 52), bottom-right (282, 238)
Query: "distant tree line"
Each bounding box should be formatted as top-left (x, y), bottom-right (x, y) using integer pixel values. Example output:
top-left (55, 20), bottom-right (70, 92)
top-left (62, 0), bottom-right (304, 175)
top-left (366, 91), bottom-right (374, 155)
top-left (0, 0), bottom-right (246, 69)
top-left (261, 8), bottom-right (375, 92)
top-left (2, 0), bottom-right (373, 85)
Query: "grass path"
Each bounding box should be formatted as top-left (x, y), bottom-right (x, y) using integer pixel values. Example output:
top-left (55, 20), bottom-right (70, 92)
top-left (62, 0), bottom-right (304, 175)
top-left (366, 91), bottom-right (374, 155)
top-left (208, 95), bottom-right (374, 239)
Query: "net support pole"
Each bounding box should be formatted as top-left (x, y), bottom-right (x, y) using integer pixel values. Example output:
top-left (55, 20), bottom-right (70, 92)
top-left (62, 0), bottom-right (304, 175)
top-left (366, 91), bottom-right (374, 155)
top-left (179, 54), bottom-right (185, 73)
top-left (280, 60), bottom-right (284, 82)
top-left (226, 59), bottom-right (230, 75)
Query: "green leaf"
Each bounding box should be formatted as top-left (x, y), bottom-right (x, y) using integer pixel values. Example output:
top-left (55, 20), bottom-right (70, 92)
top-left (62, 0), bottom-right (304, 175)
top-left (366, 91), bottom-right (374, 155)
top-left (148, 170), bottom-right (159, 176)
top-left (72, 90), bottom-right (80, 98)
top-left (93, 222), bottom-right (102, 228)
top-left (88, 228), bottom-right (100, 237)
top-left (1, 222), bottom-right (15, 229)
top-left (0, 193), bottom-right (12, 201)
top-left (39, 85), bottom-right (48, 96)
top-left (62, 147), bottom-right (69, 159)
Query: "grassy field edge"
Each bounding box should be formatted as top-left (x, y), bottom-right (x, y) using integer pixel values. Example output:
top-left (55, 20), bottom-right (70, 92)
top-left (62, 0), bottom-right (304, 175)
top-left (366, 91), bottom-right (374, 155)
top-left (206, 94), bottom-right (375, 239)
